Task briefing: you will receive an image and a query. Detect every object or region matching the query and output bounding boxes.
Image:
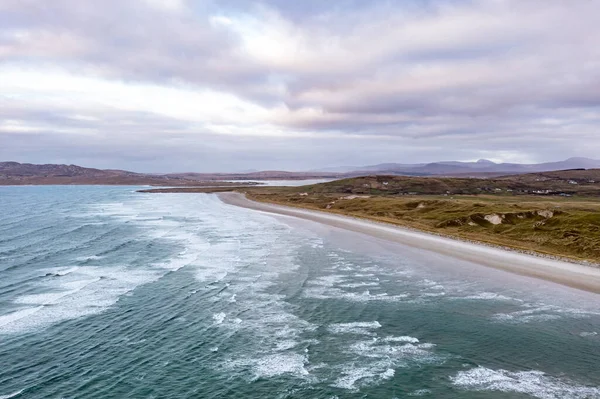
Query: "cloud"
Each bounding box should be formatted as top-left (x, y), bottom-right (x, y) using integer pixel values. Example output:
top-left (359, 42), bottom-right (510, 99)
top-left (1, 0), bottom-right (600, 171)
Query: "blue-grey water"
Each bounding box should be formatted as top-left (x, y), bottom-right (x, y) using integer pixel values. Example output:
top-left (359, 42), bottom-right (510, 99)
top-left (1, 186), bottom-right (599, 398)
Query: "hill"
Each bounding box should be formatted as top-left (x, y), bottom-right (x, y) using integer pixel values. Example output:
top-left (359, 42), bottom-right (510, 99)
top-left (323, 157), bottom-right (600, 176)
top-left (164, 170), bottom-right (342, 181)
top-left (0, 162), bottom-right (242, 186)
top-left (291, 170), bottom-right (600, 197)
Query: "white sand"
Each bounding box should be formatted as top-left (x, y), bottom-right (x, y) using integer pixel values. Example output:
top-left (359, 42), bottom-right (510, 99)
top-left (218, 192), bottom-right (600, 294)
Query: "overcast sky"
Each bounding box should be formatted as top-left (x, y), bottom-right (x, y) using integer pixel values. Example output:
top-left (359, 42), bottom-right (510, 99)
top-left (1, 0), bottom-right (599, 172)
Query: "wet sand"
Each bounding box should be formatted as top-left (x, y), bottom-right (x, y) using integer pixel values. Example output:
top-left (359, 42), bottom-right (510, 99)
top-left (218, 192), bottom-right (600, 294)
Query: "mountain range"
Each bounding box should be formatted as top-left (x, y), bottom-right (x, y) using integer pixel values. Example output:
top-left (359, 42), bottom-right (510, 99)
top-left (1, 157), bottom-right (600, 185)
top-left (320, 157), bottom-right (600, 176)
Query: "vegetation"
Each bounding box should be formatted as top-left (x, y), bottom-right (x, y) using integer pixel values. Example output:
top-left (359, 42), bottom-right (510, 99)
top-left (285, 171), bottom-right (600, 197)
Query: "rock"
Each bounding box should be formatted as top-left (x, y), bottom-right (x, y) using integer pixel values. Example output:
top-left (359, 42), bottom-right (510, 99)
top-left (536, 210), bottom-right (554, 218)
top-left (484, 214), bottom-right (503, 225)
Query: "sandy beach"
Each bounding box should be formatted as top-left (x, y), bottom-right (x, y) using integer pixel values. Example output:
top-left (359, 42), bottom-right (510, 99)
top-left (218, 192), bottom-right (600, 294)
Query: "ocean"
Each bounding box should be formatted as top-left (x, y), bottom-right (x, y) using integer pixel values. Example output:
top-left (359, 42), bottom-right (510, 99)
top-left (0, 186), bottom-right (599, 398)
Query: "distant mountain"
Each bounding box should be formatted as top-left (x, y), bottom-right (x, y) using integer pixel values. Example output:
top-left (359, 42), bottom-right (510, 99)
top-left (0, 161), bottom-right (342, 185)
top-left (330, 157), bottom-right (600, 176)
top-left (2, 157), bottom-right (599, 186)
top-left (164, 170), bottom-right (342, 181)
top-left (0, 161), bottom-right (238, 186)
top-left (0, 161), bottom-right (137, 178)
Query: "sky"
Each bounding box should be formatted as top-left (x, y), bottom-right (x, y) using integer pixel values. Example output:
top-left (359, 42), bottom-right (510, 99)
top-left (1, 0), bottom-right (599, 172)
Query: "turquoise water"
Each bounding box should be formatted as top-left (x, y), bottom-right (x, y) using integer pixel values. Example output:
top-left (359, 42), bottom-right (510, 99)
top-left (0, 186), bottom-right (599, 398)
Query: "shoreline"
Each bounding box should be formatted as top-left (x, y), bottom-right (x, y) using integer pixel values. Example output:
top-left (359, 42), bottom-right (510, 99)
top-left (218, 192), bottom-right (600, 294)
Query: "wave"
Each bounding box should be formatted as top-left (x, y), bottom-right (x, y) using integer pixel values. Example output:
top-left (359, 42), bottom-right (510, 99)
top-left (492, 303), bottom-right (600, 324)
top-left (452, 366), bottom-right (600, 398)
top-left (75, 255), bottom-right (105, 262)
top-left (0, 225), bottom-right (55, 247)
top-left (227, 353), bottom-right (310, 381)
top-left (42, 266), bottom-right (81, 277)
top-left (458, 292), bottom-right (519, 301)
top-left (0, 390), bottom-right (24, 399)
top-left (383, 336), bottom-right (420, 343)
top-left (0, 307), bottom-right (44, 332)
top-left (328, 321), bottom-right (382, 335)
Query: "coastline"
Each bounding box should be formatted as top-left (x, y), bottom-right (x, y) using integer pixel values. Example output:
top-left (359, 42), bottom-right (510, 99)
top-left (218, 192), bottom-right (600, 294)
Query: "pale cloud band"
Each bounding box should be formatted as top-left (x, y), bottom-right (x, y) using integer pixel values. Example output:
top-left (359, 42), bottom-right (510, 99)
top-left (1, 0), bottom-right (599, 171)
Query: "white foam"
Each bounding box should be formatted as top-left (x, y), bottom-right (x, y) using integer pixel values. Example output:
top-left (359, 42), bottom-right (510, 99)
top-left (420, 292), bottom-right (446, 297)
top-left (333, 367), bottom-right (378, 390)
top-left (1, 266), bottom-right (162, 334)
top-left (327, 330), bottom-right (441, 391)
top-left (383, 336), bottom-right (420, 343)
top-left (328, 321), bottom-right (382, 335)
top-left (274, 340), bottom-right (298, 351)
top-left (332, 362), bottom-right (400, 391)
top-left (339, 282), bottom-right (380, 288)
top-left (579, 331), bottom-right (597, 337)
top-left (381, 368), bottom-right (395, 379)
top-left (0, 390), bottom-right (24, 399)
top-left (407, 389), bottom-right (431, 396)
top-left (461, 292), bottom-right (517, 301)
top-left (0, 307), bottom-right (44, 331)
top-left (238, 353), bottom-right (310, 379)
top-left (304, 286), bottom-right (409, 302)
top-left (452, 366), bottom-right (600, 399)
top-left (212, 312), bottom-right (226, 325)
top-left (492, 302), bottom-right (599, 324)
top-left (310, 275), bottom-right (348, 287)
top-left (349, 340), bottom-right (436, 361)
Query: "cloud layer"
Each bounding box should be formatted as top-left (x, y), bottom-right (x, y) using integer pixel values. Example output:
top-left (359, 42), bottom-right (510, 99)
top-left (1, 0), bottom-right (599, 171)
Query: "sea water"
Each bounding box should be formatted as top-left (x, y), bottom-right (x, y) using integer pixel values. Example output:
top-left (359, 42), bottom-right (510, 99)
top-left (0, 186), bottom-right (599, 398)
